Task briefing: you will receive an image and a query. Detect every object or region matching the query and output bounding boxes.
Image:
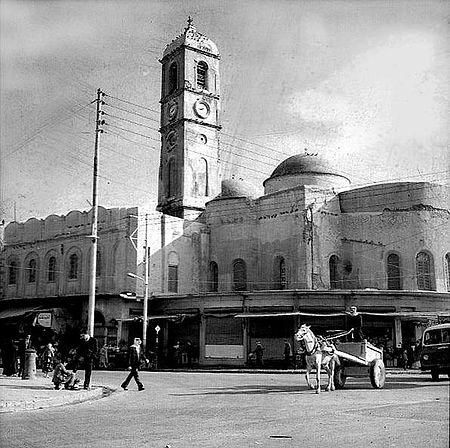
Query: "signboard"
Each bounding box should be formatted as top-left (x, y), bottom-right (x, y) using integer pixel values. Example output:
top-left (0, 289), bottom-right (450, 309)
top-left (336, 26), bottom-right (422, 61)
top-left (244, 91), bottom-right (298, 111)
top-left (205, 345), bottom-right (244, 359)
top-left (36, 312), bottom-right (52, 328)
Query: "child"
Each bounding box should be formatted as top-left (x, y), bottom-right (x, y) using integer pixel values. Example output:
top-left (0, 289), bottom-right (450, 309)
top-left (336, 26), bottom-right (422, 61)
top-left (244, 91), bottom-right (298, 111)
top-left (52, 359), bottom-right (79, 390)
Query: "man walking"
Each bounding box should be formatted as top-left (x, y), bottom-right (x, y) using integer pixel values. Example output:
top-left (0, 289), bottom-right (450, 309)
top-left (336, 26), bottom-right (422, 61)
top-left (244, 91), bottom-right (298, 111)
top-left (121, 338), bottom-right (148, 391)
top-left (75, 331), bottom-right (98, 390)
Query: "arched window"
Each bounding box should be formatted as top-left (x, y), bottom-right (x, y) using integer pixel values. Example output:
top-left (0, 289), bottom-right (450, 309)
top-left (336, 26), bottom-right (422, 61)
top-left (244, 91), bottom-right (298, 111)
top-left (168, 158), bottom-right (176, 198)
top-left (28, 259), bottom-right (37, 283)
top-left (446, 253), bottom-right (450, 292)
top-left (233, 259), bottom-right (247, 291)
top-left (69, 253), bottom-right (79, 280)
top-left (387, 253), bottom-right (402, 290)
top-left (8, 261), bottom-right (18, 285)
top-left (273, 256), bottom-right (286, 289)
top-left (96, 250), bottom-right (102, 277)
top-left (198, 158), bottom-right (208, 196)
top-left (196, 61), bottom-right (208, 90)
top-left (329, 255), bottom-right (339, 289)
top-left (208, 261), bottom-right (218, 292)
top-left (416, 252), bottom-right (434, 291)
top-left (48, 257), bottom-right (56, 282)
top-left (168, 62), bottom-right (178, 94)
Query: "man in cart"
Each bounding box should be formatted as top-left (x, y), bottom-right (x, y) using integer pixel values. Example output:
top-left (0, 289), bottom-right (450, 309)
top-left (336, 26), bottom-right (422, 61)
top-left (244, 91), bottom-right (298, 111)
top-left (345, 306), bottom-right (365, 342)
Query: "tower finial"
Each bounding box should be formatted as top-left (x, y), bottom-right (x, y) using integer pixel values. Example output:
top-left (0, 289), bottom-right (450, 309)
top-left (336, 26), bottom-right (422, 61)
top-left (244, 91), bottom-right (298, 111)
top-left (187, 16), bottom-right (194, 28)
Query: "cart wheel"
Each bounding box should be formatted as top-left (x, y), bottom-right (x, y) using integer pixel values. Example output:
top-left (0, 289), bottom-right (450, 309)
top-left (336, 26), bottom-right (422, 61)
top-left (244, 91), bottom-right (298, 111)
top-left (370, 359), bottom-right (386, 389)
top-left (334, 365), bottom-right (346, 389)
top-left (431, 369), bottom-right (439, 381)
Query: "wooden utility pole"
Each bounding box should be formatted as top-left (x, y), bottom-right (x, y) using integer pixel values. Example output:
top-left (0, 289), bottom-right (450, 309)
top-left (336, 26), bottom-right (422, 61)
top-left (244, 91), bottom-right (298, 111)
top-left (142, 213), bottom-right (150, 351)
top-left (87, 89), bottom-right (104, 336)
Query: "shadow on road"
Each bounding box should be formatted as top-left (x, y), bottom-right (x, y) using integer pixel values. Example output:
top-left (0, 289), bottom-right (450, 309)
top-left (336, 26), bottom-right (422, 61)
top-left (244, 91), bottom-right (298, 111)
top-left (0, 384), bottom-right (54, 391)
top-left (170, 377), bottom-right (447, 396)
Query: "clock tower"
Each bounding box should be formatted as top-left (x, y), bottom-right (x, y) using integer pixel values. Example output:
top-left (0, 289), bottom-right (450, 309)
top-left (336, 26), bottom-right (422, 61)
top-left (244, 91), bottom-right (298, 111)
top-left (157, 18), bottom-right (221, 219)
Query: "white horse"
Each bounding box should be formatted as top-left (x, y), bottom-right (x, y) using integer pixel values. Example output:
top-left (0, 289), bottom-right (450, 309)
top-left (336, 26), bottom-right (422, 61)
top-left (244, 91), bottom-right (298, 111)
top-left (295, 324), bottom-right (340, 394)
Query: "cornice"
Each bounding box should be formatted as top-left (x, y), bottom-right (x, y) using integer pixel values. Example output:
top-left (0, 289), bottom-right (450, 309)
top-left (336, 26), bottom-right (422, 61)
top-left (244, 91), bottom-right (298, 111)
top-left (159, 44), bottom-right (220, 64)
top-left (159, 118), bottom-right (222, 134)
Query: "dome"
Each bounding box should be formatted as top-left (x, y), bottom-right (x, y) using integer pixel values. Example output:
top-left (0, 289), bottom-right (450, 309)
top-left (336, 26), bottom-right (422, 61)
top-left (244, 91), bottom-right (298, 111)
top-left (269, 154), bottom-right (337, 179)
top-left (162, 19), bottom-right (220, 59)
top-left (218, 179), bottom-right (258, 199)
top-left (264, 153), bottom-right (350, 194)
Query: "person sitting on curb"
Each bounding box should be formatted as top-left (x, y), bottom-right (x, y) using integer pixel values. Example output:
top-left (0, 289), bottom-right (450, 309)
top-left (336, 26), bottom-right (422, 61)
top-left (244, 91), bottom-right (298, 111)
top-left (52, 358), bottom-right (79, 390)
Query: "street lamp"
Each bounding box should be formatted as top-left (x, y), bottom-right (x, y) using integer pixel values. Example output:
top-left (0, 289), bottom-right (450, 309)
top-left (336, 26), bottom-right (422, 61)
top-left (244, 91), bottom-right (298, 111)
top-left (127, 271), bottom-right (149, 352)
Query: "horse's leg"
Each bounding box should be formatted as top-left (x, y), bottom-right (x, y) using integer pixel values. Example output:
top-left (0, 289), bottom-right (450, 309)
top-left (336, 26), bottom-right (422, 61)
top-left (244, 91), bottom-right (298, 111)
top-left (329, 357), bottom-right (336, 391)
top-left (305, 359), bottom-right (314, 389)
top-left (323, 361), bottom-right (331, 391)
top-left (315, 354), bottom-right (322, 394)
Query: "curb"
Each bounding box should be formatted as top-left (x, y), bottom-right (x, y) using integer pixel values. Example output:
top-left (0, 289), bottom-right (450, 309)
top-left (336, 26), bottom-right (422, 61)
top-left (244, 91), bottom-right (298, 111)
top-left (0, 386), bottom-right (113, 413)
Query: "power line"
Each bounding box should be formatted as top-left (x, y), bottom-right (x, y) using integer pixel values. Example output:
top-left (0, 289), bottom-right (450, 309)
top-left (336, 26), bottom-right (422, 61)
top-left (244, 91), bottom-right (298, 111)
top-left (104, 93), bottom-right (159, 114)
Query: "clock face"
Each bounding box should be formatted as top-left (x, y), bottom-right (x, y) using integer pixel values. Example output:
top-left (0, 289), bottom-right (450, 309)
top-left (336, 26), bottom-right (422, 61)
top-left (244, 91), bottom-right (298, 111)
top-left (194, 100), bottom-right (210, 119)
top-left (168, 102), bottom-right (178, 120)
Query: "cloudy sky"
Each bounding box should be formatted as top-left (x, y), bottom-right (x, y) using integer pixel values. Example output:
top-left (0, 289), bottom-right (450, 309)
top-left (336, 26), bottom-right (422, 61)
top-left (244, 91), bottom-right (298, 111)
top-left (1, 0), bottom-right (448, 224)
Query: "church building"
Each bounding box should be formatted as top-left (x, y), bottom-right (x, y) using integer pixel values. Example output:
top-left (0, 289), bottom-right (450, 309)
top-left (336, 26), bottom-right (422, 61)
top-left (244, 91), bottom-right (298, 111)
top-left (144, 19), bottom-right (450, 367)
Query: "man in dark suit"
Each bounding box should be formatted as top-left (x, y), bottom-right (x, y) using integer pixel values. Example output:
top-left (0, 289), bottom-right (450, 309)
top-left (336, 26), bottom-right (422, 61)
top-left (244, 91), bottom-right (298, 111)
top-left (75, 331), bottom-right (98, 390)
top-left (345, 306), bottom-right (365, 342)
top-left (121, 338), bottom-right (148, 391)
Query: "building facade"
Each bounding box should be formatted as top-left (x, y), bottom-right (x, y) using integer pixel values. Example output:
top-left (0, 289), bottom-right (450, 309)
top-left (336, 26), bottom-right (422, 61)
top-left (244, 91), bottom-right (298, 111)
top-left (0, 206), bottom-right (145, 353)
top-left (2, 21), bottom-right (449, 369)
top-left (144, 20), bottom-right (450, 367)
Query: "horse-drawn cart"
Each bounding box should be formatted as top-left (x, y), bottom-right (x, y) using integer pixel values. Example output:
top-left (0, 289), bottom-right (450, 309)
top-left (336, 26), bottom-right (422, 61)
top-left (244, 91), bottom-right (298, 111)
top-left (333, 340), bottom-right (386, 389)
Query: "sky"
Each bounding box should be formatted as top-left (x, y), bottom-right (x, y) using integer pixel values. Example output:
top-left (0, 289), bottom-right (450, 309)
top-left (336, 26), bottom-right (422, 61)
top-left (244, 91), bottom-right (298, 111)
top-left (1, 0), bottom-right (448, 224)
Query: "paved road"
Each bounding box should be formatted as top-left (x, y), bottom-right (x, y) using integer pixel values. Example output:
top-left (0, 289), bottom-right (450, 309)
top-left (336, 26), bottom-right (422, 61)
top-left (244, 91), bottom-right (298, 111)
top-left (1, 371), bottom-right (448, 448)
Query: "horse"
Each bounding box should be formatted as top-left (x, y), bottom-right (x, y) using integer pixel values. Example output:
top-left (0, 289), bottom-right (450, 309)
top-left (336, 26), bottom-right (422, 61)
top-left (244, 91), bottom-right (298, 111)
top-left (295, 324), bottom-right (340, 394)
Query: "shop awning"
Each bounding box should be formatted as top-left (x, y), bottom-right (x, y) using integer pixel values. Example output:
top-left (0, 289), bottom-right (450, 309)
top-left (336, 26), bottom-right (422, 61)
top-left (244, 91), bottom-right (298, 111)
top-left (234, 312), bottom-right (344, 318)
top-left (234, 311), bottom-right (450, 319)
top-left (116, 314), bottom-right (187, 322)
top-left (0, 306), bottom-right (42, 320)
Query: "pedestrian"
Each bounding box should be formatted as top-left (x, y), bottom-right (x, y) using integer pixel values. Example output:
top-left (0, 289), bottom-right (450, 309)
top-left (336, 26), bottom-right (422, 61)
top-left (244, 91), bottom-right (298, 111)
top-left (120, 338), bottom-right (148, 391)
top-left (345, 306), bottom-right (365, 342)
top-left (1, 338), bottom-right (18, 376)
top-left (52, 358), bottom-right (79, 390)
top-left (254, 341), bottom-right (264, 367)
top-left (172, 341), bottom-right (181, 366)
top-left (18, 334), bottom-right (32, 377)
top-left (186, 340), bottom-right (194, 367)
top-left (283, 339), bottom-right (292, 369)
top-left (41, 342), bottom-right (56, 377)
top-left (74, 331), bottom-right (98, 390)
top-left (402, 348), bottom-right (408, 370)
top-left (99, 343), bottom-right (109, 369)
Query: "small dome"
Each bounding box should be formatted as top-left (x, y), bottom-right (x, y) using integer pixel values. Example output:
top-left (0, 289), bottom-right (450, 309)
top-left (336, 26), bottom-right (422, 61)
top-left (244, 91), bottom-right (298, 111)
top-left (214, 179), bottom-right (258, 199)
top-left (163, 19), bottom-right (219, 59)
top-left (264, 153), bottom-right (350, 193)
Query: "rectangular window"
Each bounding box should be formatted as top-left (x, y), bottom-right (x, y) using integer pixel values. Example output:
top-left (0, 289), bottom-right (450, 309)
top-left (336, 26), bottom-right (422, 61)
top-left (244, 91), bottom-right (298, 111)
top-left (168, 265), bottom-right (178, 293)
top-left (206, 316), bottom-right (243, 345)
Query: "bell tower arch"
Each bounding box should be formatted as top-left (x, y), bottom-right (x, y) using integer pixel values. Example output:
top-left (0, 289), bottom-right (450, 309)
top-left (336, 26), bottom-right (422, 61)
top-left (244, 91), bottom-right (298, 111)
top-left (157, 18), bottom-right (221, 219)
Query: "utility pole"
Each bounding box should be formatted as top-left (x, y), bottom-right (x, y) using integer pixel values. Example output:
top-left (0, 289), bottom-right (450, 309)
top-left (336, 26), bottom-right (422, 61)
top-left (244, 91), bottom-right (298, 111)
top-left (309, 205), bottom-right (314, 289)
top-left (142, 213), bottom-right (150, 352)
top-left (87, 89), bottom-right (105, 337)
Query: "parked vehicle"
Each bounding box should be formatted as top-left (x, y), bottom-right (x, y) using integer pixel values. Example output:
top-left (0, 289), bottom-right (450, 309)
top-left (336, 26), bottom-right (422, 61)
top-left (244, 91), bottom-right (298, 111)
top-left (420, 323), bottom-right (450, 381)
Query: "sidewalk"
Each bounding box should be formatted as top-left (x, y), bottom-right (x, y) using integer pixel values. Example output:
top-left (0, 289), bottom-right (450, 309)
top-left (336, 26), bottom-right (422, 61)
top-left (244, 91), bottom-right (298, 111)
top-left (0, 373), bottom-right (110, 413)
